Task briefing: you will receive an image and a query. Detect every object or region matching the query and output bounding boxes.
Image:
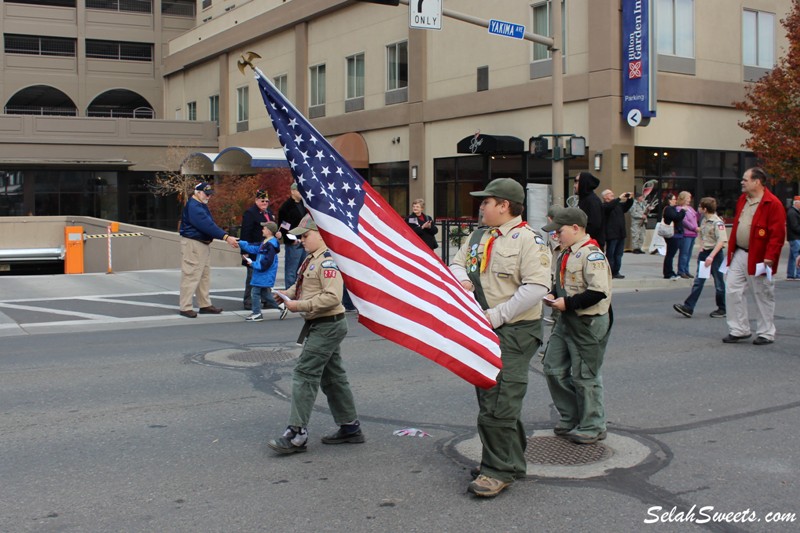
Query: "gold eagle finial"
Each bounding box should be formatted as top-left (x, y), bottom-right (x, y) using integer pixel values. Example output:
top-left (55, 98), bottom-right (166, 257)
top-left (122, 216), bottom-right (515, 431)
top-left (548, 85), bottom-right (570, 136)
top-left (237, 51), bottom-right (262, 74)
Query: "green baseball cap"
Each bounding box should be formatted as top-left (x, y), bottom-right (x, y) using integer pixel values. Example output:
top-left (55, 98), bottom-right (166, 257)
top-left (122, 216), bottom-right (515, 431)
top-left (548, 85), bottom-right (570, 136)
top-left (542, 207), bottom-right (588, 232)
top-left (470, 178), bottom-right (525, 204)
top-left (289, 214), bottom-right (318, 236)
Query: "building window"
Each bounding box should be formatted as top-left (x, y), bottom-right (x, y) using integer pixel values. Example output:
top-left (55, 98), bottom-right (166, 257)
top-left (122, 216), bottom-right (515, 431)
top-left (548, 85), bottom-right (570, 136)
top-left (346, 53), bottom-right (365, 99)
top-left (531, 1), bottom-right (566, 61)
top-left (86, 1), bottom-right (153, 14)
top-left (386, 41), bottom-right (408, 91)
top-left (4, 34), bottom-right (76, 57)
top-left (85, 40), bottom-right (152, 61)
top-left (657, 0), bottom-right (694, 58)
top-left (161, 0), bottom-right (195, 16)
top-left (186, 101), bottom-right (196, 121)
top-left (209, 95), bottom-right (219, 125)
top-left (743, 10), bottom-right (775, 68)
top-left (237, 86), bottom-right (248, 131)
top-left (369, 162), bottom-right (409, 217)
top-left (202, 0), bottom-right (212, 8)
top-left (310, 64), bottom-right (326, 107)
top-left (273, 74), bottom-right (288, 96)
top-left (4, 0), bottom-right (75, 6)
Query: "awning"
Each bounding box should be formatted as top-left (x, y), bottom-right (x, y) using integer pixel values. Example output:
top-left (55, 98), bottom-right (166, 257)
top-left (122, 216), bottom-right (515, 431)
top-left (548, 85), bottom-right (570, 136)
top-left (331, 132), bottom-right (369, 168)
top-left (180, 146), bottom-right (289, 175)
top-left (456, 134), bottom-right (524, 155)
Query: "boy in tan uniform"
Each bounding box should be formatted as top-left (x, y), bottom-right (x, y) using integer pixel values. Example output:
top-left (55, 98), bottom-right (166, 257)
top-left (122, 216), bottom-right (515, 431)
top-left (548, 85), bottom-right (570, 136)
top-left (673, 197), bottom-right (728, 318)
top-left (542, 207), bottom-right (612, 445)
top-left (267, 215), bottom-right (362, 454)
top-left (450, 178), bottom-right (551, 498)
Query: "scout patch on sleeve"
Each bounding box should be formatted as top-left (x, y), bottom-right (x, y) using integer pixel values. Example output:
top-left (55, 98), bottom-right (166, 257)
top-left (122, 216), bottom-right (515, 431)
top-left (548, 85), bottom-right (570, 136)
top-left (716, 222), bottom-right (725, 230)
top-left (321, 259), bottom-right (339, 270)
top-left (534, 235), bottom-right (545, 245)
top-left (324, 269), bottom-right (338, 278)
top-left (587, 252), bottom-right (606, 261)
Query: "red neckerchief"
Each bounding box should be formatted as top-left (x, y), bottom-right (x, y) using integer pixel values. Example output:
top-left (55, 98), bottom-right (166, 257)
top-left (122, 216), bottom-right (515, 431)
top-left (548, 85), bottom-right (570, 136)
top-left (294, 255), bottom-right (312, 299)
top-left (560, 238), bottom-right (600, 286)
top-left (480, 221), bottom-right (528, 273)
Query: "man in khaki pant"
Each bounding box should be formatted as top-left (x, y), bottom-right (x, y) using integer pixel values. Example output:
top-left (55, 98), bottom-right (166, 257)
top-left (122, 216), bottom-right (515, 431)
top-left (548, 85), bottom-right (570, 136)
top-left (178, 183), bottom-right (239, 318)
top-left (723, 168), bottom-right (786, 345)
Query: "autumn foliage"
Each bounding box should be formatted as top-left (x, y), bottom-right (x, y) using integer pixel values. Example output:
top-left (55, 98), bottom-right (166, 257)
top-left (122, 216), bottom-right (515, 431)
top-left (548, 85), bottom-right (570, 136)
top-left (208, 169), bottom-right (294, 233)
top-left (735, 0), bottom-right (800, 183)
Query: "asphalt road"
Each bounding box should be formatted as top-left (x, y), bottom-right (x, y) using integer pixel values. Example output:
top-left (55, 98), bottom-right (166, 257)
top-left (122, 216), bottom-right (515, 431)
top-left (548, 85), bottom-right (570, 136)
top-left (1, 283), bottom-right (799, 533)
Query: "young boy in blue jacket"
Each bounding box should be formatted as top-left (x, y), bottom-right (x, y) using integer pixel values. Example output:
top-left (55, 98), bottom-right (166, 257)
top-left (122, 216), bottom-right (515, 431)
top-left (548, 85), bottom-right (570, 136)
top-left (238, 221), bottom-right (288, 321)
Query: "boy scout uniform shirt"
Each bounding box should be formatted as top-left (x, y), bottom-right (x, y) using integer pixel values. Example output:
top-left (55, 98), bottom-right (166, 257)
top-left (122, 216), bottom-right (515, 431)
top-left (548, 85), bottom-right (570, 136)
top-left (559, 235), bottom-right (612, 316)
top-left (699, 213), bottom-right (728, 250)
top-left (452, 216), bottom-right (551, 322)
top-left (286, 246), bottom-right (345, 320)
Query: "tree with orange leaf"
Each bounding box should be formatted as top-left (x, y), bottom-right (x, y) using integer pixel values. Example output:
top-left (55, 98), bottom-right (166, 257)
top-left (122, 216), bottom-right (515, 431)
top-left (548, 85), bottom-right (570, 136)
top-left (735, 0), bottom-right (800, 183)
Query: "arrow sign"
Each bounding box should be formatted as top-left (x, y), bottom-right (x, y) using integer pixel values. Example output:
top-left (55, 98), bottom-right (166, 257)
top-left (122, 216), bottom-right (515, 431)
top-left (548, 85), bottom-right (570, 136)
top-left (488, 19), bottom-right (525, 40)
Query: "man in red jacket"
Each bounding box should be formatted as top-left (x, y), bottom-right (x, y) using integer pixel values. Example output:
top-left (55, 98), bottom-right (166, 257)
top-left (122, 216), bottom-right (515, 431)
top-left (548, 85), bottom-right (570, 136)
top-left (723, 168), bottom-right (786, 345)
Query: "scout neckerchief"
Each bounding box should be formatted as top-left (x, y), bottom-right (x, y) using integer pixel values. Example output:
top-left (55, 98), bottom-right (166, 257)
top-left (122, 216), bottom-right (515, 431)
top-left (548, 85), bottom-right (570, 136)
top-left (480, 221), bottom-right (527, 273)
top-left (466, 221), bottom-right (528, 310)
top-left (294, 254), bottom-right (312, 299)
top-left (559, 237), bottom-right (600, 286)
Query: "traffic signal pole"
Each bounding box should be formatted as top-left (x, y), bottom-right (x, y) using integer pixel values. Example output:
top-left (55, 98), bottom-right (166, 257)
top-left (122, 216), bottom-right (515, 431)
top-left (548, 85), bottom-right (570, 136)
top-left (361, 0), bottom-right (564, 204)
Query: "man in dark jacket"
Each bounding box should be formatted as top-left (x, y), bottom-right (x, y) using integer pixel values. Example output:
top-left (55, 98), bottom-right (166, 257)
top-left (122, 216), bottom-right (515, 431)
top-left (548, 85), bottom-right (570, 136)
top-left (601, 189), bottom-right (634, 279)
top-left (786, 196), bottom-right (800, 280)
top-left (178, 182), bottom-right (239, 318)
top-left (574, 172), bottom-right (605, 249)
top-left (240, 189), bottom-right (277, 309)
top-left (278, 183), bottom-right (308, 288)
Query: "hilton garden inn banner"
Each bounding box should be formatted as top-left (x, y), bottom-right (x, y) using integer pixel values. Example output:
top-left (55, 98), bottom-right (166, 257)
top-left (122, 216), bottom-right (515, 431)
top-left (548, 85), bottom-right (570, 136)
top-left (621, 0), bottom-right (657, 127)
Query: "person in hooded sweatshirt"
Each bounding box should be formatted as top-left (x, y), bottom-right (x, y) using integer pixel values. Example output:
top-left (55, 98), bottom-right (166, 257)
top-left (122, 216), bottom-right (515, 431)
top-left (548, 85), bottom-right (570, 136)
top-left (574, 172), bottom-right (605, 250)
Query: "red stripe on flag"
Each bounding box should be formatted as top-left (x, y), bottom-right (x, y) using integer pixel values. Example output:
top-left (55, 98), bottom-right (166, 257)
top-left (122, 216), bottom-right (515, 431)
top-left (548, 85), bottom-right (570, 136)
top-left (357, 315), bottom-right (499, 389)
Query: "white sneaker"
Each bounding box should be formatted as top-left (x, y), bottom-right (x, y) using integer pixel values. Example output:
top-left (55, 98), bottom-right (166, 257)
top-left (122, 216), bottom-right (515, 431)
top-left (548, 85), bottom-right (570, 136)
top-left (279, 307), bottom-right (289, 320)
top-left (245, 313), bottom-right (263, 322)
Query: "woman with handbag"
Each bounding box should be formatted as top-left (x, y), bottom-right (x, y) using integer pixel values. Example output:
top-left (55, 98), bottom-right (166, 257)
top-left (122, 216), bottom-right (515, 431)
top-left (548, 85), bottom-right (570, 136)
top-left (662, 193), bottom-right (686, 279)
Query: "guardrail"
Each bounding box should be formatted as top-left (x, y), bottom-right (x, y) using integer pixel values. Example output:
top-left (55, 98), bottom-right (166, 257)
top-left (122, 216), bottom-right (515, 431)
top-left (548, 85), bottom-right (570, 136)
top-left (0, 247), bottom-right (65, 262)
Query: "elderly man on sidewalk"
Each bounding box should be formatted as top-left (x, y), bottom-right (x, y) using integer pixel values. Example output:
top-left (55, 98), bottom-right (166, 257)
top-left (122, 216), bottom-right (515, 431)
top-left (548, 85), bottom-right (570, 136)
top-left (722, 168), bottom-right (786, 346)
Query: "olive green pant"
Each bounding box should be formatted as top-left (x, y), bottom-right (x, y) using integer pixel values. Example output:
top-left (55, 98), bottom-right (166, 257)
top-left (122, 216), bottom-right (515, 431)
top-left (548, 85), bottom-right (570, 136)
top-left (288, 319), bottom-right (358, 428)
top-left (543, 312), bottom-right (610, 436)
top-left (476, 320), bottom-right (542, 483)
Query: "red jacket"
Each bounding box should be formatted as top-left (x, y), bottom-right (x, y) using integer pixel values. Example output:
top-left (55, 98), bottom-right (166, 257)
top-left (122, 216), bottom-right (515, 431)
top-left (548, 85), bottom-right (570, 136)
top-left (727, 188), bottom-right (786, 275)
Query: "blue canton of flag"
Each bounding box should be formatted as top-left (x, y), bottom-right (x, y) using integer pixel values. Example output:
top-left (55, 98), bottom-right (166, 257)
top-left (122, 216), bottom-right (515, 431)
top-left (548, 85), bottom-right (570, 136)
top-left (253, 68), bottom-right (501, 389)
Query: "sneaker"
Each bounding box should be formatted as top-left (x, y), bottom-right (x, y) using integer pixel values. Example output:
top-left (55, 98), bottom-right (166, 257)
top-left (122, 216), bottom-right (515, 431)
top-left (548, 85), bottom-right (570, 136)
top-left (279, 307), bottom-right (289, 320)
top-left (321, 422), bottom-right (365, 444)
top-left (553, 425), bottom-right (575, 436)
top-left (569, 431), bottom-right (608, 445)
top-left (198, 305), bottom-right (223, 314)
top-left (267, 426), bottom-right (308, 454)
top-left (468, 475), bottom-right (511, 498)
top-left (709, 309), bottom-right (726, 318)
top-left (245, 313), bottom-right (263, 322)
top-left (673, 304), bottom-right (693, 318)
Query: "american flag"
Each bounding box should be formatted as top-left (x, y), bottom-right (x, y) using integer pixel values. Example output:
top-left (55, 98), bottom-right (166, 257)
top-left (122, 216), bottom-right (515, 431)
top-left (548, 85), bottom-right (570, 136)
top-left (253, 68), bottom-right (501, 389)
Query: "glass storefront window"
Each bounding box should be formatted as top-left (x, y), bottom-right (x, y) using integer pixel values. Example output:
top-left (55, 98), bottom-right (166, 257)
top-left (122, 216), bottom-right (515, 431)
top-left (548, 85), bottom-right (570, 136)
top-left (369, 161), bottom-right (409, 216)
top-left (0, 171), bottom-right (25, 216)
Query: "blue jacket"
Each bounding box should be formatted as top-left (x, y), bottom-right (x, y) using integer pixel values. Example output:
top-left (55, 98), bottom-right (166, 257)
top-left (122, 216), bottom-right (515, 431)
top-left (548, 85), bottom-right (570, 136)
top-left (179, 197), bottom-right (226, 242)
top-left (239, 237), bottom-right (280, 287)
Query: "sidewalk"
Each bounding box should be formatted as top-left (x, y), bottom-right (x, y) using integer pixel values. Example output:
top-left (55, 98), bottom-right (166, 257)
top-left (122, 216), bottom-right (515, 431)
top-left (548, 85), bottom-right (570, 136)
top-left (0, 244), bottom-right (794, 336)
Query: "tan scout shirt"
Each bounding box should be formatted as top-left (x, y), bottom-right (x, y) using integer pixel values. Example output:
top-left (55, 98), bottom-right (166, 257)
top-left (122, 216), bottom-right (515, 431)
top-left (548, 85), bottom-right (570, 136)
top-left (699, 213), bottom-right (728, 250)
top-left (285, 246), bottom-right (345, 320)
top-left (736, 196), bottom-right (761, 249)
top-left (452, 216), bottom-right (551, 322)
top-left (560, 235), bottom-right (611, 316)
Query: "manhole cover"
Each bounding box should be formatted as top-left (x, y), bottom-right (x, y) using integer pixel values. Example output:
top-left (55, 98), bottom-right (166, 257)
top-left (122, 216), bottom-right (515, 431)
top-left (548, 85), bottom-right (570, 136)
top-left (198, 346), bottom-right (302, 368)
top-left (229, 349), bottom-right (297, 364)
top-left (454, 430), bottom-right (653, 479)
top-left (524, 435), bottom-right (611, 465)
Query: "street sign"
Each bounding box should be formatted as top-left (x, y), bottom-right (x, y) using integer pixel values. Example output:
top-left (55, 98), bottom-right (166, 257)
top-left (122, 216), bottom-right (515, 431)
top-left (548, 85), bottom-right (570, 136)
top-left (409, 0), bottom-right (442, 30)
top-left (488, 19), bottom-right (525, 40)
